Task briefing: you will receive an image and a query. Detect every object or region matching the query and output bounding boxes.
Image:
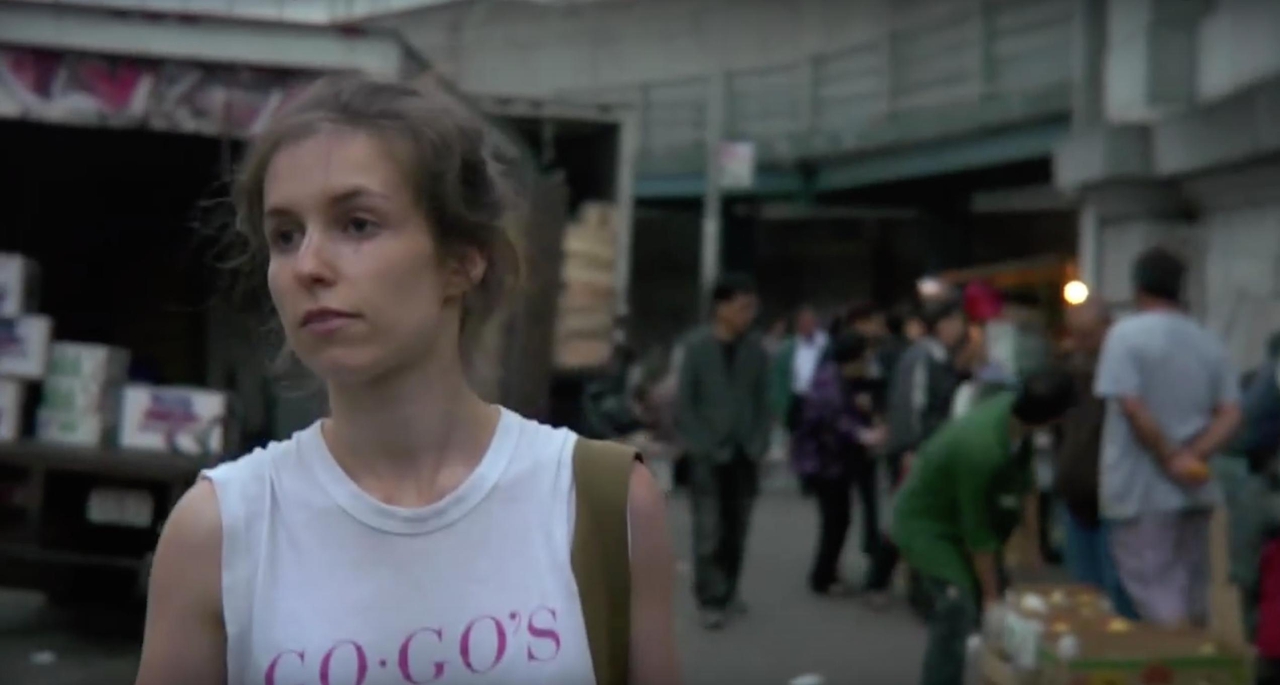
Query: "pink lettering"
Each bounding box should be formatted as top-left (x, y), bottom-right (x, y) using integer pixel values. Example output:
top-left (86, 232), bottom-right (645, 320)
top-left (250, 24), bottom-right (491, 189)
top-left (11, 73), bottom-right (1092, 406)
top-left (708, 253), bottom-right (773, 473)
top-left (526, 606), bottom-right (562, 663)
top-left (459, 616), bottom-right (507, 674)
top-left (265, 649), bottom-right (306, 685)
top-left (397, 627), bottom-right (447, 684)
top-left (320, 640), bottom-right (369, 685)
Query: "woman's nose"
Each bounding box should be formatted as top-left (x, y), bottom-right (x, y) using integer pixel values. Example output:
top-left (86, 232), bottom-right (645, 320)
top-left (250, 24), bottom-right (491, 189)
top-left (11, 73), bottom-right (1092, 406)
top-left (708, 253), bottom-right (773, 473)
top-left (293, 229), bottom-right (336, 285)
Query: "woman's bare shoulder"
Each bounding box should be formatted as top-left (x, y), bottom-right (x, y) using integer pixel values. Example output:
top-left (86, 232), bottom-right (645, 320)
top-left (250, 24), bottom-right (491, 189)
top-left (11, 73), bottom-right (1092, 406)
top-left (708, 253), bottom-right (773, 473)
top-left (166, 479), bottom-right (223, 545)
top-left (152, 479), bottom-right (224, 597)
top-left (136, 479), bottom-right (227, 685)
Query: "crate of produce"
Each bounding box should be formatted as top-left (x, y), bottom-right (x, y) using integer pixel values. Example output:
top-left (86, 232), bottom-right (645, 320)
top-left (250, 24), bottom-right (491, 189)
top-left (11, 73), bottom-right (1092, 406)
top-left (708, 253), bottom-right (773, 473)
top-left (1036, 623), bottom-right (1251, 685)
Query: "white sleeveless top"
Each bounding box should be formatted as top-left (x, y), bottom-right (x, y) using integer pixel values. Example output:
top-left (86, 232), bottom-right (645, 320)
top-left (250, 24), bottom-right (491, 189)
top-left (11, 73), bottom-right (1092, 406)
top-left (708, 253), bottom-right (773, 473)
top-left (203, 408), bottom-right (597, 685)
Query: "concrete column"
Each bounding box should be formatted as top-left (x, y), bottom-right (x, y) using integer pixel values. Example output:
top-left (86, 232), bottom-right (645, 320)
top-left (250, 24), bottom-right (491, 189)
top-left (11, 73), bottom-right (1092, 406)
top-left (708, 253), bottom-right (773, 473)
top-left (1071, 0), bottom-right (1107, 128)
top-left (1076, 201), bottom-right (1100, 289)
top-left (612, 107), bottom-right (641, 319)
top-left (700, 73), bottom-right (728, 309)
top-left (1103, 0), bottom-right (1208, 123)
top-left (1076, 182), bottom-right (1192, 307)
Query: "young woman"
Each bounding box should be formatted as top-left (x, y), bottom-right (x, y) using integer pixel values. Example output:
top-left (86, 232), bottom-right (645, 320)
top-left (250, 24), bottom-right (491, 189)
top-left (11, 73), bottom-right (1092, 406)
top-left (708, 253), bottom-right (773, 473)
top-left (791, 333), bottom-right (885, 596)
top-left (134, 76), bottom-right (680, 685)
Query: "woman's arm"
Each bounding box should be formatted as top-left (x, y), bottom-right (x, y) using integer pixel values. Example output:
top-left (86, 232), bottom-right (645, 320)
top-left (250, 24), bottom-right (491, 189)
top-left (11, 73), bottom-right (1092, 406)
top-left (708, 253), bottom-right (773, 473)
top-left (627, 464), bottom-right (682, 685)
top-left (135, 480), bottom-right (228, 685)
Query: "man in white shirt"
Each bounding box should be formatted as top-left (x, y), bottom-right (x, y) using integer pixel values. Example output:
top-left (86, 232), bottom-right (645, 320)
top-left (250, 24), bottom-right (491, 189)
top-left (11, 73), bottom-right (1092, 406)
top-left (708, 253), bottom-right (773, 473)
top-left (770, 306), bottom-right (830, 432)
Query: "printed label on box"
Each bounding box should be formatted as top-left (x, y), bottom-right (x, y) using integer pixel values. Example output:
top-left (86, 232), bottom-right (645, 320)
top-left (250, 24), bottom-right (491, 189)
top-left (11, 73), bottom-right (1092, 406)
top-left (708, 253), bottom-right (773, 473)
top-left (120, 385), bottom-right (226, 456)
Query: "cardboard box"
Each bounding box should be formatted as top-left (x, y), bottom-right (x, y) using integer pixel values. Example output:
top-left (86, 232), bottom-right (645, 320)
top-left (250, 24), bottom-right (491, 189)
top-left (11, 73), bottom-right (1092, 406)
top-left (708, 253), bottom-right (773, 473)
top-left (981, 644), bottom-right (1036, 685)
top-left (0, 315), bottom-right (53, 380)
top-left (554, 337), bottom-right (613, 370)
top-left (1210, 582), bottom-right (1248, 648)
top-left (40, 376), bottom-right (121, 416)
top-left (576, 202), bottom-right (616, 232)
top-left (47, 342), bottom-right (130, 385)
top-left (0, 378), bottom-right (23, 442)
top-left (555, 309), bottom-right (616, 339)
top-left (562, 229), bottom-right (616, 265)
top-left (0, 253), bottom-right (40, 317)
top-left (36, 409), bottom-right (107, 448)
top-left (1032, 582), bottom-right (1252, 685)
top-left (1036, 626), bottom-right (1251, 684)
top-left (117, 384), bottom-right (227, 456)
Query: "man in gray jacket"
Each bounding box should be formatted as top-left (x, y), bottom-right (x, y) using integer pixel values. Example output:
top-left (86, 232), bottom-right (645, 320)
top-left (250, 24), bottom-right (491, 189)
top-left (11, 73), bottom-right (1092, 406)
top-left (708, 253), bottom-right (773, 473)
top-left (863, 295), bottom-right (969, 607)
top-left (676, 274), bottom-right (772, 630)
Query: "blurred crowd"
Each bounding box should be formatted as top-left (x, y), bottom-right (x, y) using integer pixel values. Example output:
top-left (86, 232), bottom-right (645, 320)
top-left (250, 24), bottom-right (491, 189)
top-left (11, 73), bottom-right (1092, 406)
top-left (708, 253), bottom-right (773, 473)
top-left (583, 244), bottom-right (1280, 685)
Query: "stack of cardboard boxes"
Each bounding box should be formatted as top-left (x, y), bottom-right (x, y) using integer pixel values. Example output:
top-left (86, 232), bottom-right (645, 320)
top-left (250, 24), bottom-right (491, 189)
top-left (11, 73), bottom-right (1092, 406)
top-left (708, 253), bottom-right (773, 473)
top-left (28, 335), bottom-right (228, 458)
top-left (0, 252), bottom-right (51, 442)
top-left (554, 202), bottom-right (617, 371)
top-left (0, 250), bottom-right (228, 458)
top-left (36, 342), bottom-right (130, 448)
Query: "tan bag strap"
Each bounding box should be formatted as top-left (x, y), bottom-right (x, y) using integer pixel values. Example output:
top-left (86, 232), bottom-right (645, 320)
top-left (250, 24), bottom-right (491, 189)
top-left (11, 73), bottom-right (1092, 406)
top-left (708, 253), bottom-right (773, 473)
top-left (571, 437), bottom-right (640, 685)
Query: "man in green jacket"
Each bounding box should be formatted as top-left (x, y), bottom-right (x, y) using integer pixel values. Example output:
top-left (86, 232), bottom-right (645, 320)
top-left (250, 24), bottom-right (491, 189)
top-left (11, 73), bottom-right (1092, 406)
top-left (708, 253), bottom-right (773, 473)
top-left (892, 368), bottom-right (1077, 685)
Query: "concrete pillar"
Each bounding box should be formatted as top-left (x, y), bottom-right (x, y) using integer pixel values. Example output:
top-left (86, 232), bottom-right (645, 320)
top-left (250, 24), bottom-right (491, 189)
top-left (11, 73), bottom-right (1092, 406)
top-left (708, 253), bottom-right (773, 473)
top-left (1071, 0), bottom-right (1107, 128)
top-left (613, 108), bottom-right (641, 319)
top-left (1103, 0), bottom-right (1208, 123)
top-left (699, 73), bottom-right (728, 309)
top-left (1074, 182), bottom-right (1194, 308)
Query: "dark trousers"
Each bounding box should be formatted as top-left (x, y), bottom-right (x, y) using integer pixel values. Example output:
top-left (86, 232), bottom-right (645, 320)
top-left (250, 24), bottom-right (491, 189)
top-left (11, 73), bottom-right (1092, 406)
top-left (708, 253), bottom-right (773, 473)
top-left (809, 476), bottom-right (853, 592)
top-left (865, 541), bottom-right (900, 591)
top-left (852, 457), bottom-right (881, 557)
top-left (690, 454), bottom-right (759, 610)
top-left (864, 452), bottom-right (905, 592)
top-left (919, 576), bottom-right (980, 685)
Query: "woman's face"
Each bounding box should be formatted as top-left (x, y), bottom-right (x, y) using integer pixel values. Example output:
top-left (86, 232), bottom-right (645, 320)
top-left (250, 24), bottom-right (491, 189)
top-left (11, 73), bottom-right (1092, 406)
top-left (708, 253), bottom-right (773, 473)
top-left (263, 127), bottom-right (463, 384)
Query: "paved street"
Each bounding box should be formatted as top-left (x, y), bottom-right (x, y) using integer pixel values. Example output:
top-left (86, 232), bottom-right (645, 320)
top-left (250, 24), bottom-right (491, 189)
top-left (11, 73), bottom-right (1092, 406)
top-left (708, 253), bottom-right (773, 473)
top-left (0, 489), bottom-right (926, 684)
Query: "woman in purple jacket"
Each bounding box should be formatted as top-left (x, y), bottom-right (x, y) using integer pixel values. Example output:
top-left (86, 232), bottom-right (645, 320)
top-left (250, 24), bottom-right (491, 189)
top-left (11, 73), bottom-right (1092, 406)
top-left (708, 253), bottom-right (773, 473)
top-left (793, 333), bottom-right (887, 596)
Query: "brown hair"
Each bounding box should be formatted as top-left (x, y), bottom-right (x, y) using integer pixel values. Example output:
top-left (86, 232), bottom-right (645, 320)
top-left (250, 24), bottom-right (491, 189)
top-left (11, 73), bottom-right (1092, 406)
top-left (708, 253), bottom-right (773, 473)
top-left (230, 74), bottom-right (523, 352)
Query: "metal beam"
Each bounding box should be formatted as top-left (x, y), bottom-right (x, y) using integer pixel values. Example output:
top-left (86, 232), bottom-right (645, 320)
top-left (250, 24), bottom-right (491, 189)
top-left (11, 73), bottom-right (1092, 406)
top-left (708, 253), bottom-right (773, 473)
top-left (756, 203), bottom-right (920, 222)
top-left (0, 4), bottom-right (407, 76)
top-left (635, 120), bottom-right (1070, 200)
top-left (970, 185), bottom-right (1073, 214)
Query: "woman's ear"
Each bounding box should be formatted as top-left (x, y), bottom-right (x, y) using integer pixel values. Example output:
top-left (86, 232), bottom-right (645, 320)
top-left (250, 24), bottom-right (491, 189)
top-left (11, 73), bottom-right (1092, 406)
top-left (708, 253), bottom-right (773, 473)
top-left (444, 247), bottom-right (488, 298)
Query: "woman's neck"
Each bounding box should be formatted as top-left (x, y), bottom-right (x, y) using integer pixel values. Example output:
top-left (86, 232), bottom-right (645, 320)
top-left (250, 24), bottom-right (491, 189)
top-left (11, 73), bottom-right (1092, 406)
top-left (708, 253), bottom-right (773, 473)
top-left (321, 350), bottom-right (501, 506)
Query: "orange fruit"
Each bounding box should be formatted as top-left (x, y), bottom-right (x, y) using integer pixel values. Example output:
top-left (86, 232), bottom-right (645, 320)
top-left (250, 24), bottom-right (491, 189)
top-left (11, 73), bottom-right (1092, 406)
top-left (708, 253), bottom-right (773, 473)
top-left (1175, 460), bottom-right (1210, 483)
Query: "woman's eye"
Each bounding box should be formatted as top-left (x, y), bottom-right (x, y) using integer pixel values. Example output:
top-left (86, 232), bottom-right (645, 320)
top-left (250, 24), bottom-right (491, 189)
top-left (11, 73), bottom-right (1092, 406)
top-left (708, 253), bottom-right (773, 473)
top-left (344, 216), bottom-right (379, 235)
top-left (268, 226), bottom-right (301, 250)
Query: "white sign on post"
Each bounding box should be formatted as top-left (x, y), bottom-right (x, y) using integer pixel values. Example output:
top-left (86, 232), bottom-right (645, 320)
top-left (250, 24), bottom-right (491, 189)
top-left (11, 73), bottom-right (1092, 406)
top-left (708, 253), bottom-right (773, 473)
top-left (719, 140), bottom-right (756, 190)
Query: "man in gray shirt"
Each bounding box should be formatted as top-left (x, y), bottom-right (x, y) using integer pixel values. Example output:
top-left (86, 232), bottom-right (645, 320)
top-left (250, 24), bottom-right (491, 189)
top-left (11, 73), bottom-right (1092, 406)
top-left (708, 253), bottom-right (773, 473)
top-left (1094, 246), bottom-right (1242, 627)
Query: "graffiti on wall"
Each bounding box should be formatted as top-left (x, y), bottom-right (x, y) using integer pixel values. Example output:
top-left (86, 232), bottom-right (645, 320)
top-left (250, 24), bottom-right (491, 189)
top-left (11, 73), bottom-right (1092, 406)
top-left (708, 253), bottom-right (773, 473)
top-left (0, 48), bottom-right (320, 137)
